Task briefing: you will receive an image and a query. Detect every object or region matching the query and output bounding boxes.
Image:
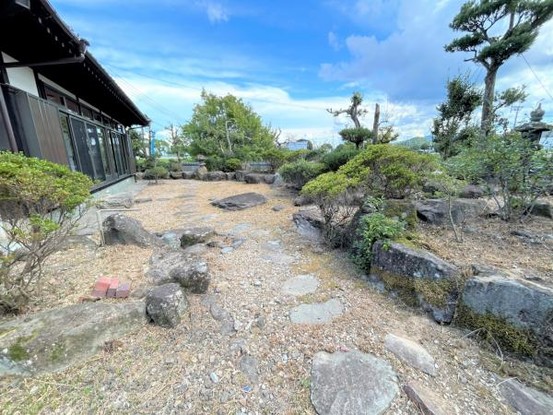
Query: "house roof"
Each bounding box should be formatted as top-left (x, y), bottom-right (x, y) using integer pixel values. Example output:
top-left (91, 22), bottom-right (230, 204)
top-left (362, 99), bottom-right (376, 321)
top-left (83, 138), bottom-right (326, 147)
top-left (0, 0), bottom-right (150, 127)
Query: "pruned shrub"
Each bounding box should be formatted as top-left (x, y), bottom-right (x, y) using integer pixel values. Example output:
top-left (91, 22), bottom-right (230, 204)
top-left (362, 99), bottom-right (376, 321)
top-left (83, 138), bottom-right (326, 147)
top-left (339, 144), bottom-right (439, 199)
top-left (278, 160), bottom-right (326, 190)
top-left (223, 158), bottom-right (242, 172)
top-left (302, 145), bottom-right (436, 247)
top-left (143, 166), bottom-right (168, 181)
top-left (0, 152), bottom-right (93, 313)
top-left (262, 148), bottom-right (291, 172)
top-left (322, 144), bottom-right (359, 171)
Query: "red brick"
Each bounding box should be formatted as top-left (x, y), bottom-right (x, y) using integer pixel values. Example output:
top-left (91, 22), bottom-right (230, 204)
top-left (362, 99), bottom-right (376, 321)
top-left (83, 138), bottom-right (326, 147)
top-left (115, 282), bottom-right (130, 298)
top-left (91, 276), bottom-right (111, 298)
top-left (107, 278), bottom-right (119, 298)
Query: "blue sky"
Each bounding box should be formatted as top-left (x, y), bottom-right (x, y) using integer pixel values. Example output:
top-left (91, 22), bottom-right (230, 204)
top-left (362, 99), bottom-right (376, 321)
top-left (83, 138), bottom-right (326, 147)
top-left (49, 0), bottom-right (553, 146)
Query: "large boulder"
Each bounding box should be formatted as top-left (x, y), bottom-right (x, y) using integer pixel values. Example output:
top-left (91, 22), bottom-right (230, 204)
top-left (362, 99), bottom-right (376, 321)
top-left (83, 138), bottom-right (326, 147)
top-left (311, 350), bottom-right (398, 415)
top-left (97, 193), bottom-right (134, 209)
top-left (194, 165), bottom-right (208, 180)
top-left (0, 301), bottom-right (146, 375)
top-left (182, 171), bottom-right (195, 180)
top-left (244, 173), bottom-right (276, 184)
top-left (458, 275), bottom-right (553, 366)
top-left (211, 192), bottom-right (267, 211)
top-left (169, 171), bottom-right (183, 180)
top-left (234, 170), bottom-right (246, 182)
top-left (370, 241), bottom-right (461, 323)
top-left (145, 283), bottom-right (188, 328)
top-left (292, 208), bottom-right (323, 241)
top-left (459, 184), bottom-right (485, 199)
top-left (529, 202), bottom-right (552, 219)
top-left (293, 194), bottom-right (314, 206)
top-left (102, 214), bottom-right (164, 248)
top-left (147, 249), bottom-right (210, 293)
top-left (205, 171), bottom-right (227, 181)
top-left (179, 226), bottom-right (215, 247)
top-left (415, 199), bottom-right (487, 225)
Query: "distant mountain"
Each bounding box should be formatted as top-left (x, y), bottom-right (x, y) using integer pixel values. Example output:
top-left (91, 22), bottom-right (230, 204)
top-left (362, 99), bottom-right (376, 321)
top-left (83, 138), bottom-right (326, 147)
top-left (395, 136), bottom-right (433, 149)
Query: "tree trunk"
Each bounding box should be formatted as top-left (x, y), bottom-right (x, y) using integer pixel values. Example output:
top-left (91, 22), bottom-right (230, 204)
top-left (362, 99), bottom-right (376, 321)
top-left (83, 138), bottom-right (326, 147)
top-left (372, 103), bottom-right (380, 144)
top-left (351, 110), bottom-right (361, 129)
top-left (481, 65), bottom-right (498, 135)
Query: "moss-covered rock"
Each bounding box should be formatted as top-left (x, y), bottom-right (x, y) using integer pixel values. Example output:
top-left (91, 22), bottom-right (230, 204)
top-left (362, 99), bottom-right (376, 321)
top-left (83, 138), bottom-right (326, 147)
top-left (0, 301), bottom-right (146, 375)
top-left (369, 241), bottom-right (463, 323)
top-left (458, 275), bottom-right (553, 367)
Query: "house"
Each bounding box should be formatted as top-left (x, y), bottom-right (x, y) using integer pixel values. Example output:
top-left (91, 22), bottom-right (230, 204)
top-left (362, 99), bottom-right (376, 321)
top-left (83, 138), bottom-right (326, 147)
top-left (0, 0), bottom-right (150, 190)
top-left (285, 139), bottom-right (313, 151)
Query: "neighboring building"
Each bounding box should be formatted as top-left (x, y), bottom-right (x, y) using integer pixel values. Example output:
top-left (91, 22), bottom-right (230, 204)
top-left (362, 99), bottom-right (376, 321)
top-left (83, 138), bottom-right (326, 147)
top-left (0, 0), bottom-right (149, 190)
top-left (286, 139), bottom-right (312, 151)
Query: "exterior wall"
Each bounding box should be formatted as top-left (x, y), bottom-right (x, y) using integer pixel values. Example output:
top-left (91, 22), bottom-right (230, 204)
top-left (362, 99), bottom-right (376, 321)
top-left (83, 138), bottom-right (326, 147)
top-left (1, 52), bottom-right (39, 97)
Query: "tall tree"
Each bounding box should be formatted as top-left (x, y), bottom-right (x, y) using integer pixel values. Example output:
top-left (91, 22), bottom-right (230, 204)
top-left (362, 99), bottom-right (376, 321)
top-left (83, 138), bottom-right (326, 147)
top-left (328, 92), bottom-right (373, 149)
top-left (432, 75), bottom-right (482, 158)
top-left (445, 0), bottom-right (553, 134)
top-left (182, 90), bottom-right (278, 161)
top-left (327, 91), bottom-right (368, 128)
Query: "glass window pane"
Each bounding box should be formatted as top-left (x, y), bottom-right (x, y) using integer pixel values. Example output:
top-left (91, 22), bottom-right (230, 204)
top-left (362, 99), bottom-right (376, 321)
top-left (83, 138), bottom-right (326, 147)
top-left (86, 123), bottom-right (105, 181)
top-left (59, 114), bottom-right (78, 171)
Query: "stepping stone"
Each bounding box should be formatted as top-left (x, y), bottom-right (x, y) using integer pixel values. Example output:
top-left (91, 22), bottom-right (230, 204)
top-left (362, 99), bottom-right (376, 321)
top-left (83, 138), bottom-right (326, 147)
top-left (282, 274), bottom-right (319, 296)
top-left (385, 333), bottom-right (436, 376)
top-left (311, 350), bottom-right (398, 415)
top-left (499, 378), bottom-right (553, 415)
top-left (290, 299), bottom-right (343, 324)
top-left (230, 223), bottom-right (252, 234)
top-left (404, 381), bottom-right (448, 415)
top-left (239, 355), bottom-right (259, 383)
top-left (211, 192), bottom-right (267, 211)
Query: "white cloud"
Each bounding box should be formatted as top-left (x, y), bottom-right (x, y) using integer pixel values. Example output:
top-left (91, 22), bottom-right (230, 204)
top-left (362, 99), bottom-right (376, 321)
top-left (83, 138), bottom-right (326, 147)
top-left (203, 1), bottom-right (229, 23)
top-left (328, 31), bottom-right (341, 51)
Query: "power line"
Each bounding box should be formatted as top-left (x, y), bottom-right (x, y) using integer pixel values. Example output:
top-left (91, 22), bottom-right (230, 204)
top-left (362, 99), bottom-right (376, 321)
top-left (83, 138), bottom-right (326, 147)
top-left (105, 64), bottom-right (184, 122)
top-left (105, 63), bottom-right (335, 112)
top-left (520, 53), bottom-right (553, 101)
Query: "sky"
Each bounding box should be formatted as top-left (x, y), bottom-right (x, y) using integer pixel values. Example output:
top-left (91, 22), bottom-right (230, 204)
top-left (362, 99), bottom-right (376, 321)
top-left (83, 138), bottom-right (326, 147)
top-left (49, 0), bottom-right (553, 146)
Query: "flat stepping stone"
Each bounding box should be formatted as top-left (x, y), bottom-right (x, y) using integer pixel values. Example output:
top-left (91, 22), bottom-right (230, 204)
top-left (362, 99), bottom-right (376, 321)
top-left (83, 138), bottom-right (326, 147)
top-left (311, 350), bottom-right (398, 415)
top-left (290, 299), bottom-right (343, 324)
top-left (282, 274), bottom-right (320, 296)
top-left (211, 192), bottom-right (267, 211)
top-left (385, 333), bottom-right (436, 376)
top-left (499, 378), bottom-right (553, 415)
top-left (403, 381), bottom-right (448, 415)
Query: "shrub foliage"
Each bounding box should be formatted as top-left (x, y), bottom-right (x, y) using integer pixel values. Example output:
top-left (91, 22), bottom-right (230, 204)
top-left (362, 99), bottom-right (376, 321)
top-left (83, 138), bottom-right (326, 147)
top-left (0, 152), bottom-right (93, 313)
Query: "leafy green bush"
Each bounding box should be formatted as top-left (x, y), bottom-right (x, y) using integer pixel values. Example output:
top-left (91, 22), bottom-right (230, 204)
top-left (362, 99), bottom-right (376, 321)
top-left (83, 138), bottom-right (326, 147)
top-left (322, 144), bottom-right (359, 171)
top-left (0, 152), bottom-right (93, 313)
top-left (339, 144), bottom-right (438, 199)
top-left (278, 160), bottom-right (326, 190)
top-left (205, 156), bottom-right (224, 171)
top-left (143, 166), bottom-right (168, 180)
top-left (449, 132), bottom-right (553, 220)
top-left (262, 148), bottom-right (292, 172)
top-left (169, 161), bottom-right (182, 172)
top-left (135, 157), bottom-right (147, 172)
top-left (223, 158), bottom-right (243, 172)
top-left (353, 213), bottom-right (406, 271)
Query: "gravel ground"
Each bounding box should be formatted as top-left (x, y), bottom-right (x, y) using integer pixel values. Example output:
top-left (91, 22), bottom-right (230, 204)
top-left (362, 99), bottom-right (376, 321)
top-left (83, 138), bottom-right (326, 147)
top-left (0, 179), bottom-right (550, 414)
